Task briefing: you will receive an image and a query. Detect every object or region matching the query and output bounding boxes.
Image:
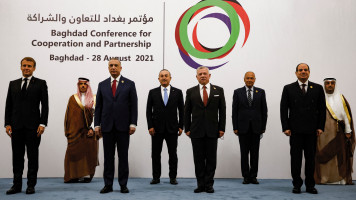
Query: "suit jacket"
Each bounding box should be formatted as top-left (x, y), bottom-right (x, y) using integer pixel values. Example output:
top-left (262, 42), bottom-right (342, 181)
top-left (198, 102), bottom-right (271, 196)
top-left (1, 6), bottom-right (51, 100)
top-left (184, 84), bottom-right (226, 138)
top-left (94, 76), bottom-right (138, 132)
top-left (146, 86), bottom-right (184, 134)
top-left (232, 86), bottom-right (268, 134)
top-left (5, 77), bottom-right (49, 130)
top-left (280, 81), bottom-right (326, 134)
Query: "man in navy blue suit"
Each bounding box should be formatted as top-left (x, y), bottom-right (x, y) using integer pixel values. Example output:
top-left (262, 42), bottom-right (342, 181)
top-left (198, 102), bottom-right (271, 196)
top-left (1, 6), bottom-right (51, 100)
top-left (146, 69), bottom-right (184, 185)
top-left (232, 71), bottom-right (268, 185)
top-left (280, 63), bottom-right (326, 194)
top-left (94, 58), bottom-right (138, 194)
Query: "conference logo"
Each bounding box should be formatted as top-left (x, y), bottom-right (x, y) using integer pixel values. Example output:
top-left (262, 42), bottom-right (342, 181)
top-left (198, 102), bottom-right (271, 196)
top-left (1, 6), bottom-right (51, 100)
top-left (175, 0), bottom-right (250, 70)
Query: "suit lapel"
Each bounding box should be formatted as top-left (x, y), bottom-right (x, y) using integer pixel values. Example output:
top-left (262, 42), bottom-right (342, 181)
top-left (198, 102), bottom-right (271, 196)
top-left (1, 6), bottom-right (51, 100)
top-left (206, 84), bottom-right (215, 106)
top-left (166, 86), bottom-right (175, 107)
top-left (156, 86), bottom-right (165, 106)
top-left (115, 76), bottom-right (124, 98)
top-left (26, 77), bottom-right (36, 94)
top-left (294, 81), bottom-right (304, 96)
top-left (195, 85), bottom-right (205, 107)
top-left (242, 87), bottom-right (249, 106)
top-left (252, 87), bottom-right (260, 106)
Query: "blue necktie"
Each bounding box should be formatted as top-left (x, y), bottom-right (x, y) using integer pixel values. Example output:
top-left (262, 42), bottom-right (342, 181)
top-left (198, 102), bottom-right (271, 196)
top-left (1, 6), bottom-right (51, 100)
top-left (163, 88), bottom-right (168, 106)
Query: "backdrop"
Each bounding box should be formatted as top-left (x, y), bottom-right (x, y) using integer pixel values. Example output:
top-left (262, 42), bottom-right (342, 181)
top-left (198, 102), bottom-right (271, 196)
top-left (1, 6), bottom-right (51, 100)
top-left (0, 0), bottom-right (355, 179)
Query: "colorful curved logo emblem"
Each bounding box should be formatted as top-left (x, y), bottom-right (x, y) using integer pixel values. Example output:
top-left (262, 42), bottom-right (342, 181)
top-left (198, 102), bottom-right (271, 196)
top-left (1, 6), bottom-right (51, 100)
top-left (175, 0), bottom-right (250, 70)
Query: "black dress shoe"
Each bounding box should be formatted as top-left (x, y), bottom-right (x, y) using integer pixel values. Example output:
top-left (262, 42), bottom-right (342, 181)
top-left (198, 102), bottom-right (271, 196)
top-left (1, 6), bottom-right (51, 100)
top-left (170, 178), bottom-right (178, 185)
top-left (306, 187), bottom-right (318, 194)
top-left (65, 178), bottom-right (79, 183)
top-left (150, 179), bottom-right (160, 184)
top-left (79, 178), bottom-right (92, 183)
top-left (6, 186), bottom-right (21, 195)
top-left (194, 187), bottom-right (205, 193)
top-left (26, 187), bottom-right (35, 194)
top-left (250, 178), bottom-right (259, 184)
top-left (292, 187), bottom-right (301, 194)
top-left (243, 178), bottom-right (250, 184)
top-left (205, 186), bottom-right (215, 193)
top-left (120, 186), bottom-right (129, 193)
top-left (100, 185), bottom-right (113, 194)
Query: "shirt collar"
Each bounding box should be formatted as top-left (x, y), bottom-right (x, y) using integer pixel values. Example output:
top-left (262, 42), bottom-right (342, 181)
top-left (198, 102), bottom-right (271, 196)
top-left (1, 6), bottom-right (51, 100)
top-left (199, 83), bottom-right (210, 90)
top-left (245, 86), bottom-right (254, 91)
top-left (111, 75), bottom-right (121, 83)
top-left (161, 85), bottom-right (171, 91)
top-left (22, 76), bottom-right (33, 81)
top-left (298, 79), bottom-right (309, 86)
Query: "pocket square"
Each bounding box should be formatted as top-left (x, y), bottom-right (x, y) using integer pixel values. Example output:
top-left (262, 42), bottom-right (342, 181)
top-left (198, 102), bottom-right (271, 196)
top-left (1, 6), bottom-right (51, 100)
top-left (214, 95), bottom-right (219, 97)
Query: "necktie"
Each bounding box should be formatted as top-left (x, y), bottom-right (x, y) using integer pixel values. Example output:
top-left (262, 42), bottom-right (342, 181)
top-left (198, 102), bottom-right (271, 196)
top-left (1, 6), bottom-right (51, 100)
top-left (248, 88), bottom-right (252, 107)
top-left (203, 85), bottom-right (208, 106)
top-left (302, 84), bottom-right (306, 95)
top-left (112, 79), bottom-right (117, 97)
top-left (163, 88), bottom-right (168, 106)
top-left (21, 78), bottom-right (28, 96)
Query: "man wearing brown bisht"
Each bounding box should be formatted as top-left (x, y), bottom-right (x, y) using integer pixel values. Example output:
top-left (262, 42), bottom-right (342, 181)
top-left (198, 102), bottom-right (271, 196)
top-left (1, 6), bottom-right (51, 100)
top-left (315, 78), bottom-right (355, 185)
top-left (64, 77), bottom-right (100, 183)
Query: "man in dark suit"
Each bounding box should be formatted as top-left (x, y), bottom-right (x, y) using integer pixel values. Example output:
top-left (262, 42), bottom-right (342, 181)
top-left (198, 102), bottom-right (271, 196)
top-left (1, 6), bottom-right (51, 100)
top-left (146, 69), bottom-right (184, 185)
top-left (94, 58), bottom-right (138, 194)
top-left (232, 71), bottom-right (267, 185)
top-left (185, 66), bottom-right (226, 193)
top-left (280, 63), bottom-right (326, 194)
top-left (5, 57), bottom-right (49, 195)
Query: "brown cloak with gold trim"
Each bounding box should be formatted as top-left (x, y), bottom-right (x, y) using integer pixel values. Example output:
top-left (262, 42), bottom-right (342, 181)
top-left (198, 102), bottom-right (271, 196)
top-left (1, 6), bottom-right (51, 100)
top-left (64, 95), bottom-right (99, 182)
top-left (315, 96), bottom-right (355, 184)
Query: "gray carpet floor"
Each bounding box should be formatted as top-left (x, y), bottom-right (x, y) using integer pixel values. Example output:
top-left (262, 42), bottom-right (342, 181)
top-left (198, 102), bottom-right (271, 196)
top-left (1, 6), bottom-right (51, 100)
top-left (0, 178), bottom-right (355, 200)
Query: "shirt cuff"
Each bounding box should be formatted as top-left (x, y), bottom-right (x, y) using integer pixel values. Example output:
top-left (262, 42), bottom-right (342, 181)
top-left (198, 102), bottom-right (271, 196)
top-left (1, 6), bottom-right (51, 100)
top-left (130, 124), bottom-right (136, 129)
top-left (40, 124), bottom-right (46, 128)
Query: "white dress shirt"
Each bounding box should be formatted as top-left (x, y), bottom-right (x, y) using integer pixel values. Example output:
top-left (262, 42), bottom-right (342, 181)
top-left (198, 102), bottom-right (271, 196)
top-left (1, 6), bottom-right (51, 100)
top-left (245, 86), bottom-right (254, 100)
top-left (298, 80), bottom-right (309, 92)
top-left (161, 85), bottom-right (171, 102)
top-left (199, 83), bottom-right (211, 102)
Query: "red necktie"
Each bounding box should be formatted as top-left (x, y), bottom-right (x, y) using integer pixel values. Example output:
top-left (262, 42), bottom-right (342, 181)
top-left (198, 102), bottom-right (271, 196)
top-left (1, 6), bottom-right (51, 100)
top-left (203, 85), bottom-right (208, 106)
top-left (112, 79), bottom-right (117, 97)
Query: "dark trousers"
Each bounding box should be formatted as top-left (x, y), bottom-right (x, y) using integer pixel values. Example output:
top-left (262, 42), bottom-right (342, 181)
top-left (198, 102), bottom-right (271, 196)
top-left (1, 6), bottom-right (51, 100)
top-left (238, 131), bottom-right (260, 179)
top-left (191, 137), bottom-right (217, 188)
top-left (290, 134), bottom-right (316, 188)
top-left (151, 132), bottom-right (178, 179)
top-left (11, 128), bottom-right (41, 188)
top-left (102, 128), bottom-right (130, 187)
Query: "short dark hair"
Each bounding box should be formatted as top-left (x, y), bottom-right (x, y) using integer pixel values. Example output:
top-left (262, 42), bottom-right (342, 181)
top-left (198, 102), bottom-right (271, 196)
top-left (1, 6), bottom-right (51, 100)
top-left (159, 69), bottom-right (171, 77)
top-left (21, 57), bottom-right (36, 67)
top-left (296, 63), bottom-right (309, 72)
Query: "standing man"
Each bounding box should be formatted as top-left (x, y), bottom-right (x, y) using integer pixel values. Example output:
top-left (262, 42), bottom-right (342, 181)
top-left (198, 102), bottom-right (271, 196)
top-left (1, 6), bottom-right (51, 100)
top-left (184, 66), bottom-right (226, 193)
top-left (5, 57), bottom-right (49, 195)
top-left (280, 63), bottom-right (326, 194)
top-left (314, 78), bottom-right (355, 185)
top-left (64, 77), bottom-right (99, 183)
top-left (94, 58), bottom-right (138, 194)
top-left (146, 69), bottom-right (184, 185)
top-left (232, 71), bottom-right (267, 184)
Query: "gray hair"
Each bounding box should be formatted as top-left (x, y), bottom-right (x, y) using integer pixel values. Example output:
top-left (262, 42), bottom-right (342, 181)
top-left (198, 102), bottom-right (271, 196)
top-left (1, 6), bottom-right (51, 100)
top-left (196, 66), bottom-right (210, 74)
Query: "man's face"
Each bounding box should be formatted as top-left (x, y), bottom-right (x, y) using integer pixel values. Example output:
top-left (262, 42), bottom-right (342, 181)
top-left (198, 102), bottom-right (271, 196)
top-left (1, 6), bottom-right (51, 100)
top-left (78, 81), bottom-right (88, 93)
top-left (244, 72), bottom-right (256, 88)
top-left (324, 80), bottom-right (336, 94)
top-left (295, 64), bottom-right (310, 82)
top-left (158, 70), bottom-right (171, 87)
top-left (108, 60), bottom-right (122, 78)
top-left (21, 60), bottom-right (36, 78)
top-left (196, 68), bottom-right (211, 85)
